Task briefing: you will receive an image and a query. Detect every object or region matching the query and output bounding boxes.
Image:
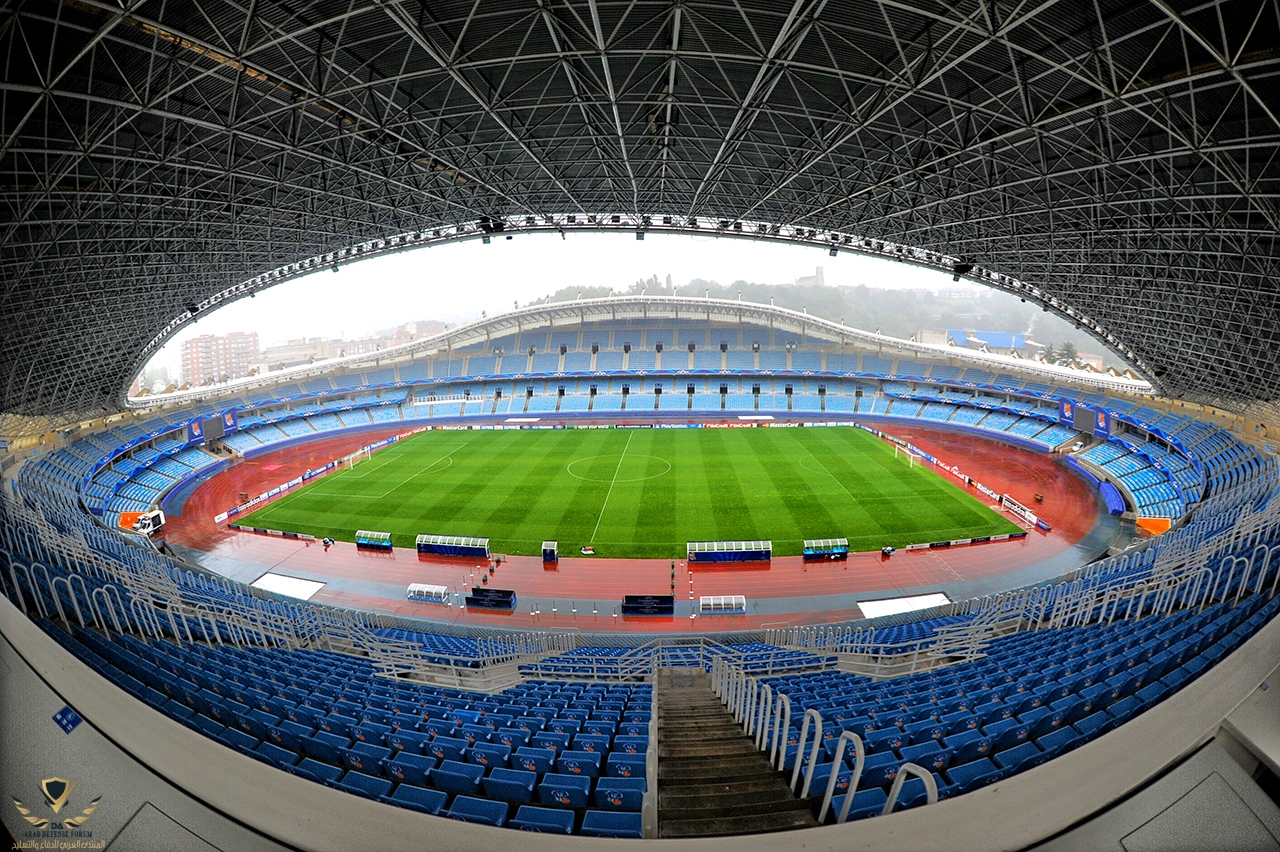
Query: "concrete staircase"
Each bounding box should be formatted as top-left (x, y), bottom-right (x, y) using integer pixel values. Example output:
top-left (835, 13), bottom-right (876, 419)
top-left (657, 667), bottom-right (818, 837)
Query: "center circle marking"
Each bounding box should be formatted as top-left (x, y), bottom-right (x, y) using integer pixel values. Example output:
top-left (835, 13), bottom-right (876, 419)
top-left (566, 455), bottom-right (673, 483)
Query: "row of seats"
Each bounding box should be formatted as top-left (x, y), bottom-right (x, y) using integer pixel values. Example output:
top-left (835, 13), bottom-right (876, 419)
top-left (38, 621), bottom-right (650, 838)
top-left (766, 594), bottom-right (1280, 822)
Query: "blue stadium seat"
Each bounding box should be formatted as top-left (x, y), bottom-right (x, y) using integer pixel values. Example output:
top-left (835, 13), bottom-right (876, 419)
top-left (532, 731), bottom-right (571, 753)
top-left (380, 783), bottom-right (448, 815)
top-left (827, 788), bottom-right (889, 823)
top-left (266, 720), bottom-right (312, 752)
top-left (946, 731), bottom-right (994, 765)
top-left (467, 741), bottom-right (512, 769)
top-left (515, 748), bottom-right (558, 775)
top-left (351, 721), bottom-right (392, 747)
top-left (381, 751), bottom-right (437, 784)
top-left (496, 728), bottom-right (533, 749)
top-left (447, 795), bottom-right (508, 827)
top-left (422, 718), bottom-right (458, 739)
top-left (857, 760), bottom-right (900, 790)
top-left (557, 750), bottom-right (602, 777)
top-left (1034, 721), bottom-right (1085, 757)
top-left (320, 712), bottom-right (359, 738)
top-left (482, 767), bottom-right (537, 804)
top-left (547, 718), bottom-right (581, 737)
top-left (431, 759), bottom-right (484, 796)
top-left (945, 758), bottom-right (1002, 794)
top-left (613, 735), bottom-right (648, 754)
top-left (990, 724), bottom-right (1032, 753)
top-left (253, 741), bottom-right (299, 768)
top-left (511, 805), bottom-right (575, 834)
top-left (583, 719), bottom-right (617, 738)
top-left (581, 810), bottom-right (643, 839)
top-left (606, 752), bottom-right (644, 778)
top-left (899, 740), bottom-right (953, 773)
top-left (301, 731), bottom-right (350, 765)
top-left (292, 758), bottom-right (343, 784)
top-left (426, 736), bottom-right (469, 763)
top-left (594, 777), bottom-right (646, 811)
top-left (333, 770), bottom-right (393, 800)
top-left (339, 742), bottom-right (391, 774)
top-left (537, 773), bottom-right (592, 809)
top-left (460, 723), bottom-right (492, 746)
top-left (388, 729), bottom-right (430, 754)
top-left (805, 761), bottom-right (855, 797)
top-left (574, 734), bottom-right (611, 755)
top-left (993, 741), bottom-right (1046, 774)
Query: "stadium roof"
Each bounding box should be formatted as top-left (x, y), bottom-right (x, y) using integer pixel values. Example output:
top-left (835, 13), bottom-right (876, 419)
top-left (2, 0), bottom-right (1278, 421)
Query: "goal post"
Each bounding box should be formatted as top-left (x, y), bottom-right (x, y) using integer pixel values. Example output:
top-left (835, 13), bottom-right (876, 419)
top-left (893, 445), bottom-right (917, 468)
top-left (347, 447), bottom-right (371, 469)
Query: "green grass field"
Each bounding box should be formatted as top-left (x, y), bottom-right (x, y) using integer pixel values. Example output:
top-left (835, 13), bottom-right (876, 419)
top-left (239, 426), bottom-right (1020, 558)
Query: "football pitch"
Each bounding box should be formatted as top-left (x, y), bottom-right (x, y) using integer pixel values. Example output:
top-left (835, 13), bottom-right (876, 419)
top-left (239, 426), bottom-right (1022, 558)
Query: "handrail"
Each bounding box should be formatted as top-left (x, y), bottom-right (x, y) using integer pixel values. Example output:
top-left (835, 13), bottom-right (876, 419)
top-left (51, 577), bottom-right (85, 627)
top-left (8, 560), bottom-right (34, 617)
top-left (771, 693), bottom-right (792, 770)
top-left (91, 587), bottom-right (124, 637)
top-left (67, 574), bottom-right (99, 631)
top-left (642, 708), bottom-right (658, 839)
top-left (789, 708), bottom-right (823, 797)
top-left (743, 676), bottom-right (758, 734)
top-left (32, 562), bottom-right (63, 624)
top-left (820, 731), bottom-right (866, 824)
top-left (755, 682), bottom-right (773, 749)
top-left (882, 762), bottom-right (938, 815)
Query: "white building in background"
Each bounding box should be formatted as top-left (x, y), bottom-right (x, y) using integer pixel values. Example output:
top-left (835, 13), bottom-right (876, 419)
top-left (795, 266), bottom-right (826, 287)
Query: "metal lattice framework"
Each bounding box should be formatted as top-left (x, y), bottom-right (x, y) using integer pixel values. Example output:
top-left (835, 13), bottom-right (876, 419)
top-left (2, 0), bottom-right (1278, 421)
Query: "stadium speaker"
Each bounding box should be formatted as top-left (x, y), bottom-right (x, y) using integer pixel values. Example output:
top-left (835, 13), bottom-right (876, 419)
top-left (688, 341), bottom-right (696, 352)
top-left (591, 343), bottom-right (599, 353)
top-left (623, 342), bottom-right (631, 353)
top-left (720, 341), bottom-right (728, 351)
top-left (655, 342), bottom-right (663, 352)
top-left (560, 344), bottom-right (567, 354)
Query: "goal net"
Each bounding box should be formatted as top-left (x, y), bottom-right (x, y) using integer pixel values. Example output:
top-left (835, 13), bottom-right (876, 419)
top-left (347, 447), bottom-right (372, 469)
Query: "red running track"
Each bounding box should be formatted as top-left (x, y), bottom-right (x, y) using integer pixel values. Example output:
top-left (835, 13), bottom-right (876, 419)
top-left (164, 420), bottom-right (1102, 633)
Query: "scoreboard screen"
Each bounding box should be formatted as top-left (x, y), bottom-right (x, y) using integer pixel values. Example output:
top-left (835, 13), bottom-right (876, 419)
top-left (201, 416), bottom-right (225, 441)
top-left (1072, 405), bottom-right (1095, 435)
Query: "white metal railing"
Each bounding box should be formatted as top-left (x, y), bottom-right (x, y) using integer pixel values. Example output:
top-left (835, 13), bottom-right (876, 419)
top-left (710, 656), bottom-right (948, 825)
top-left (882, 763), bottom-right (939, 815)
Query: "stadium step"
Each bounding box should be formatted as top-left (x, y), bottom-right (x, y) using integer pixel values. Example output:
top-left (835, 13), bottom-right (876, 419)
top-left (656, 667), bottom-right (818, 838)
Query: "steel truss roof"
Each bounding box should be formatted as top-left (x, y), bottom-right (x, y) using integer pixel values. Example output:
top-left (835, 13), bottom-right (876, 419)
top-left (2, 0), bottom-right (1278, 420)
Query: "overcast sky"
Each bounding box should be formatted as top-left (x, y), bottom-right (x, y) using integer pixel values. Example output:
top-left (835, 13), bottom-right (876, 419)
top-left (146, 231), bottom-right (967, 375)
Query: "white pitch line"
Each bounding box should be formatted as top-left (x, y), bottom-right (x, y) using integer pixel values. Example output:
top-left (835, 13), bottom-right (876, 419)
top-left (589, 430), bottom-right (635, 543)
top-left (374, 444), bottom-right (469, 499)
top-left (311, 445), bottom-right (467, 499)
top-left (346, 447), bottom-right (405, 479)
top-left (803, 453), bottom-right (863, 504)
